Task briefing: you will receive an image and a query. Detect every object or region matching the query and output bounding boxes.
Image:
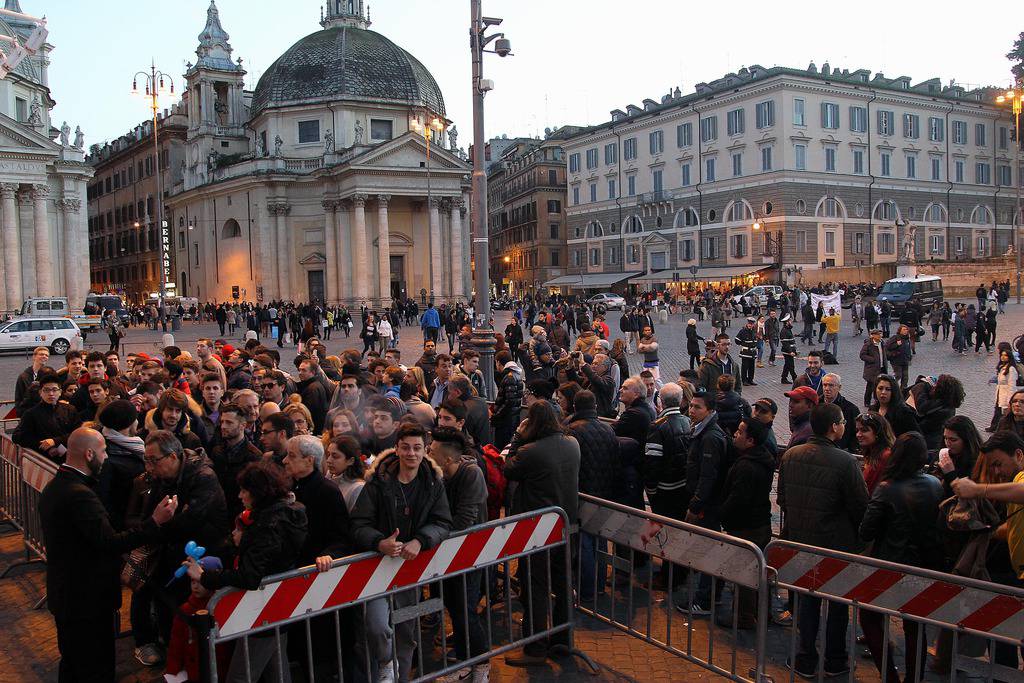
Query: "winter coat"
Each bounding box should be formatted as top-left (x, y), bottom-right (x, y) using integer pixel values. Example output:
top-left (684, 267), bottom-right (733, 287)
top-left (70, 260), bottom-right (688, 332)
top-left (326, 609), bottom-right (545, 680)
top-left (350, 449), bottom-right (452, 552)
top-left (778, 435), bottom-right (869, 553)
top-left (444, 458), bottom-right (488, 532)
top-left (200, 499), bottom-right (307, 591)
top-left (614, 397), bottom-right (656, 449)
top-left (579, 364), bottom-right (617, 418)
top-left (292, 468), bottom-right (350, 565)
top-left (885, 333), bottom-right (913, 367)
top-left (95, 428), bottom-right (146, 530)
top-left (720, 443), bottom-right (776, 532)
top-left (826, 394), bottom-right (861, 452)
top-left (566, 409), bottom-right (620, 500)
top-left (715, 390), bottom-right (750, 437)
top-left (697, 353), bottom-right (743, 395)
top-left (208, 436), bottom-right (264, 519)
top-left (642, 407), bottom-right (690, 497)
top-left (993, 364), bottom-right (1019, 410)
top-left (859, 339), bottom-right (887, 381)
top-left (297, 376), bottom-right (329, 434)
top-left (859, 472), bottom-right (944, 568)
top-left (877, 403), bottom-right (920, 438)
top-left (685, 414), bottom-right (730, 516)
top-left (13, 400), bottom-right (81, 455)
top-left (686, 325), bottom-right (704, 355)
top-left (505, 433), bottom-right (581, 520)
top-left (493, 363), bottom-right (524, 422)
top-left (420, 307), bottom-right (440, 330)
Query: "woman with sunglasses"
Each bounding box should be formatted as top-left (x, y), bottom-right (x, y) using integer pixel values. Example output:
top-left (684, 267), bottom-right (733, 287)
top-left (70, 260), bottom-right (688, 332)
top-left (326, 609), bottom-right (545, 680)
top-left (854, 412), bottom-right (895, 494)
top-left (870, 374), bottom-right (919, 438)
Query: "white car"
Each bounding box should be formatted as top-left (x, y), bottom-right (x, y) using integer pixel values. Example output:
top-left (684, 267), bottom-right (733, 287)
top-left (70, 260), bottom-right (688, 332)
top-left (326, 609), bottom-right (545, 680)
top-left (587, 293), bottom-right (626, 310)
top-left (0, 317), bottom-right (81, 354)
top-left (733, 285), bottom-right (784, 308)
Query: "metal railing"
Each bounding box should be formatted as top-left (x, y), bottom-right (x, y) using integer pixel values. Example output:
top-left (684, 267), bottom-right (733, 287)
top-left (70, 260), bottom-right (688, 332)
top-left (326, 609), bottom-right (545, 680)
top-left (575, 493), bottom-right (771, 682)
top-left (766, 539), bottom-right (1024, 683)
top-left (197, 507), bottom-right (597, 683)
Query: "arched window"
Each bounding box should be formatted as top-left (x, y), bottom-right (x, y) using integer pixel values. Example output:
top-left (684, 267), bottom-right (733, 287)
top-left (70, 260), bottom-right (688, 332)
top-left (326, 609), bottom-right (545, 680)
top-left (725, 200), bottom-right (753, 222)
top-left (872, 200), bottom-right (899, 222)
top-left (924, 203), bottom-right (947, 223)
top-left (674, 207), bottom-right (700, 228)
top-left (815, 196), bottom-right (846, 219)
top-left (586, 221), bottom-right (604, 238)
top-left (970, 205), bottom-right (993, 225)
top-left (222, 219), bottom-right (242, 238)
top-left (623, 215), bottom-right (644, 233)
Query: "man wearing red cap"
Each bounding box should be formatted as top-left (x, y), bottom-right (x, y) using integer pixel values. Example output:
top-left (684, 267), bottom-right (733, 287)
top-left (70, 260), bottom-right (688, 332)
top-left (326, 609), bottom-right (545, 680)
top-left (784, 386), bottom-right (818, 448)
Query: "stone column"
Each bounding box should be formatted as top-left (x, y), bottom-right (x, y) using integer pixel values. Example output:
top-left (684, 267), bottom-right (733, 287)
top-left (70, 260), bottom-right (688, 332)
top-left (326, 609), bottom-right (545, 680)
top-left (336, 200), bottom-right (349, 300)
top-left (351, 193), bottom-right (368, 303)
top-left (322, 199), bottom-right (338, 304)
top-left (270, 202), bottom-right (291, 299)
top-left (376, 194), bottom-right (391, 305)
top-left (429, 196), bottom-right (442, 300)
top-left (32, 184), bottom-right (52, 297)
top-left (260, 205), bottom-right (277, 301)
top-left (449, 198), bottom-right (464, 301)
top-left (57, 197), bottom-right (81, 309)
top-left (1, 184), bottom-right (19, 309)
top-left (460, 201), bottom-right (471, 301)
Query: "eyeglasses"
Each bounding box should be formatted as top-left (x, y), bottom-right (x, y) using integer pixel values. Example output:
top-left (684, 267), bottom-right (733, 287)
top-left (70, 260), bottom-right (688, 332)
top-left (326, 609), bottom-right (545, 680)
top-left (260, 383), bottom-right (277, 390)
top-left (1011, 399), bottom-right (1024, 405)
top-left (143, 453), bottom-right (172, 466)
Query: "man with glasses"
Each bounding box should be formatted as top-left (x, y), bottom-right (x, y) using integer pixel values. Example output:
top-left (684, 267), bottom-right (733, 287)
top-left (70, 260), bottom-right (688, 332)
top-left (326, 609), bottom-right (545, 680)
top-left (132, 430), bottom-right (227, 667)
top-left (14, 371), bottom-right (81, 460)
top-left (777, 404), bottom-right (868, 679)
top-left (260, 369), bottom-right (288, 409)
top-left (259, 412), bottom-right (295, 467)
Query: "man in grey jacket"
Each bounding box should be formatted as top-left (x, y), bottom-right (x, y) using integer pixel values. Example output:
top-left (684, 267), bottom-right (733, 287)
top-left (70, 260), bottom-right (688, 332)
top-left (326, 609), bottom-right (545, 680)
top-left (777, 403), bottom-right (869, 679)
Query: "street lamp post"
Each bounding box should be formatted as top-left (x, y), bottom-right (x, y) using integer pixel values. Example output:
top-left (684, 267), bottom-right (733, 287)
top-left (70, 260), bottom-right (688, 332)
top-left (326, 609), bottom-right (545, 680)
top-left (752, 218), bottom-right (784, 284)
top-left (996, 88), bottom-right (1023, 304)
top-left (132, 62), bottom-right (174, 304)
top-left (469, 0), bottom-right (512, 399)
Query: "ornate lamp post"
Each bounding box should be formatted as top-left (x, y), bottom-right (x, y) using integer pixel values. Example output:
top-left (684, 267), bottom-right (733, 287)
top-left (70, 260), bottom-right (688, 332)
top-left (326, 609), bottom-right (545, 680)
top-left (469, 0), bottom-right (512, 399)
top-left (996, 88), bottom-right (1023, 303)
top-left (131, 63), bottom-right (174, 302)
top-left (752, 216), bottom-right (783, 284)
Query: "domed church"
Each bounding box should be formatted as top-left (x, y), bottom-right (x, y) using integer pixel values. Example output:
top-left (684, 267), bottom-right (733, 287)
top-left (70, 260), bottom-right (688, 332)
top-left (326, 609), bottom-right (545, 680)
top-left (167, 0), bottom-right (471, 306)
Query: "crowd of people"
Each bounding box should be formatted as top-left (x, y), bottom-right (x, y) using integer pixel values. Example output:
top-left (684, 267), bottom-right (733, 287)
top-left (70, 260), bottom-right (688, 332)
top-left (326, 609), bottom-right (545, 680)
top-left (19, 283), bottom-right (1024, 682)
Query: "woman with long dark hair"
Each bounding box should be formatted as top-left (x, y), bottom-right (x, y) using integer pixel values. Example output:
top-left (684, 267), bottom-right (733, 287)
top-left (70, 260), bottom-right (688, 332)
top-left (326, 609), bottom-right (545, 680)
top-left (859, 432), bottom-right (943, 683)
top-left (854, 412), bottom-right (895, 494)
top-left (995, 388), bottom-right (1024, 439)
top-left (935, 415), bottom-right (982, 498)
top-left (186, 461), bottom-right (307, 682)
top-left (909, 374), bottom-right (964, 450)
top-left (988, 348), bottom-right (1020, 432)
top-left (870, 374), bottom-right (919, 438)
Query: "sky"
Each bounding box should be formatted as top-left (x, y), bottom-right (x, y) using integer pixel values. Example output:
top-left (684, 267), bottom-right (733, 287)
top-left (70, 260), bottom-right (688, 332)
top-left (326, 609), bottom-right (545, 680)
top-left (36, 0), bottom-right (1023, 150)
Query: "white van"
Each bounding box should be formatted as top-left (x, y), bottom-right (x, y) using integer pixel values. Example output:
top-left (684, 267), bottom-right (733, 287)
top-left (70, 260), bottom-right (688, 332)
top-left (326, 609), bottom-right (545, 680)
top-left (733, 285), bottom-right (784, 307)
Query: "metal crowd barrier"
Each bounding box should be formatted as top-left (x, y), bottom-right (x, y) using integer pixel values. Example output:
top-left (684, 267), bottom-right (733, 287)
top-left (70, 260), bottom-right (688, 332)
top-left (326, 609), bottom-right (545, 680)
top-left (766, 539), bottom-right (1024, 683)
top-left (196, 507), bottom-right (597, 683)
top-left (575, 492), bottom-right (771, 683)
top-left (0, 433), bottom-right (23, 533)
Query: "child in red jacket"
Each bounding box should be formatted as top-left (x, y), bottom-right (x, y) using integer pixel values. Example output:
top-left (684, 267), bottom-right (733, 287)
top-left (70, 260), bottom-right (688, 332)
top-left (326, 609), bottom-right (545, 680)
top-left (165, 556), bottom-right (228, 682)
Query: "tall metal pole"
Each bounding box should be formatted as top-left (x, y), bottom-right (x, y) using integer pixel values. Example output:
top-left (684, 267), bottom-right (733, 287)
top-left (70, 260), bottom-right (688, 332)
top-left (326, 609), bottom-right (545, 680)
top-left (469, 0), bottom-right (496, 399)
top-left (1015, 101), bottom-right (1021, 304)
top-left (150, 62), bottom-right (167, 303)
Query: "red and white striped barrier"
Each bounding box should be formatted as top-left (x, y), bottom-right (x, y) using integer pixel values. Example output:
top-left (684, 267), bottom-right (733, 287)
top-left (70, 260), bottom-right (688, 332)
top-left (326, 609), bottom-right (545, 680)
top-left (768, 543), bottom-right (1024, 642)
top-left (20, 452), bottom-right (55, 493)
top-left (211, 509), bottom-right (566, 638)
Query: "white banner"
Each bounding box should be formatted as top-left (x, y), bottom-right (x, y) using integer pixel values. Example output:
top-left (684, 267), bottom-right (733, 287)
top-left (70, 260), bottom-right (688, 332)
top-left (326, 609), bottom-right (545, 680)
top-left (810, 292), bottom-right (842, 317)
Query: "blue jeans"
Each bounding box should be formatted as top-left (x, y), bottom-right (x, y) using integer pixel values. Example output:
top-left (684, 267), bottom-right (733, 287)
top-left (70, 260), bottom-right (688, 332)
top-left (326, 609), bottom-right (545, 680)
top-left (578, 532), bottom-right (603, 600)
top-left (824, 332), bottom-right (838, 358)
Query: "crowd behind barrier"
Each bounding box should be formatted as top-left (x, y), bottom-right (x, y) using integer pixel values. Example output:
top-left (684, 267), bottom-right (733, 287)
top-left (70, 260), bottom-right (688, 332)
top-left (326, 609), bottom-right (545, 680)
top-left (4, 285), bottom-right (1024, 683)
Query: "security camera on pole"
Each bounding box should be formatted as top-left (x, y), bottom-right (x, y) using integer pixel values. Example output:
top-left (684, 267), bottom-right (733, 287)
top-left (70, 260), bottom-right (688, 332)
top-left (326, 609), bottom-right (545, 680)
top-left (468, 1), bottom-right (512, 400)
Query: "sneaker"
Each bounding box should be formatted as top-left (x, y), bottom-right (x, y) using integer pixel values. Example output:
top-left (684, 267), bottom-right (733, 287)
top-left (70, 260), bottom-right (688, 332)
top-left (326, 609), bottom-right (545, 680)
top-left (134, 644), bottom-right (164, 667)
top-left (789, 661), bottom-right (817, 681)
top-left (771, 610), bottom-right (793, 626)
top-left (438, 667), bottom-right (472, 683)
top-left (675, 601), bottom-right (711, 617)
top-left (824, 663), bottom-right (851, 677)
top-left (471, 663), bottom-right (490, 683)
top-left (377, 663), bottom-right (397, 683)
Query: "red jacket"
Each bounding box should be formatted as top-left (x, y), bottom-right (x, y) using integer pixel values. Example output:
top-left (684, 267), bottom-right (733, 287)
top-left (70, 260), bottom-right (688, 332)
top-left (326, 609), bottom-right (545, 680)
top-left (165, 593), bottom-right (228, 681)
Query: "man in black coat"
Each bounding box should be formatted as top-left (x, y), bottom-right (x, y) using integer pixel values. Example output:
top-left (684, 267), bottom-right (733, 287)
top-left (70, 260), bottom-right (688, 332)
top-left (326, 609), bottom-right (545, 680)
top-left (821, 373), bottom-right (861, 452)
top-left (296, 358), bottom-right (329, 433)
top-left (614, 376), bottom-right (656, 448)
top-left (39, 427), bottom-right (178, 683)
top-left (14, 345), bottom-right (50, 414)
top-left (13, 371), bottom-right (81, 460)
top-left (573, 354), bottom-right (617, 418)
top-left (566, 390), bottom-right (620, 501)
top-left (132, 430), bottom-right (228, 661)
top-left (447, 375), bottom-right (492, 447)
top-left (207, 404), bottom-right (263, 519)
top-left (735, 316), bottom-right (759, 386)
top-left (718, 418), bottom-right (775, 629)
top-left (682, 391), bottom-right (730, 615)
top-left (885, 324), bottom-right (914, 390)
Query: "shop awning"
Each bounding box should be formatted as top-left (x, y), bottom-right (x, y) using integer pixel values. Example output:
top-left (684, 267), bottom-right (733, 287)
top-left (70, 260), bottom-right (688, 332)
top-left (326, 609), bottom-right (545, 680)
top-left (542, 274), bottom-right (584, 287)
top-left (628, 265), bottom-right (771, 284)
top-left (542, 272), bottom-right (642, 288)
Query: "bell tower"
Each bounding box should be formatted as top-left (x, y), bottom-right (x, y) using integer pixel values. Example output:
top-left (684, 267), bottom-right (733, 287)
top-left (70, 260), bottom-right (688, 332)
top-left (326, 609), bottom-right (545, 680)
top-left (321, 0), bottom-right (371, 29)
top-left (183, 0), bottom-right (248, 189)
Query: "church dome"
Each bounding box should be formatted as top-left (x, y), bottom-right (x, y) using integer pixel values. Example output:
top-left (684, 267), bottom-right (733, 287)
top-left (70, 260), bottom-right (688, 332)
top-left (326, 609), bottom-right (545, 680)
top-left (251, 26), bottom-right (445, 118)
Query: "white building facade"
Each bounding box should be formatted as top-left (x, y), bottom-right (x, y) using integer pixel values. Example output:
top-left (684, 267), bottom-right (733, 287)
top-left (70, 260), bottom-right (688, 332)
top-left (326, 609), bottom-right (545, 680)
top-left (168, 0), bottom-right (471, 306)
top-left (562, 64), bottom-right (1019, 290)
top-left (0, 0), bottom-right (91, 312)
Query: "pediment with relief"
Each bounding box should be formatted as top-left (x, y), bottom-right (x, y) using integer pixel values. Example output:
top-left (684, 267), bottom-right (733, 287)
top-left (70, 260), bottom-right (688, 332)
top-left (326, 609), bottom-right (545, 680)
top-left (351, 134), bottom-right (467, 171)
top-left (0, 114), bottom-right (59, 155)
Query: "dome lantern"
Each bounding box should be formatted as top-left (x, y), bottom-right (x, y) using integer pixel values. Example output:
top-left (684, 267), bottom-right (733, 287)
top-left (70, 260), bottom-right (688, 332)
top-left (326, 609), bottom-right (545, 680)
top-left (322, 0), bottom-right (370, 30)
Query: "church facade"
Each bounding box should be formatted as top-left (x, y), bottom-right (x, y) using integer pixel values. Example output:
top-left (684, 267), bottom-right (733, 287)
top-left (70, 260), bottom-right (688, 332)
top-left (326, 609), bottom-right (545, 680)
top-left (167, 0), bottom-right (472, 307)
top-left (0, 1), bottom-right (91, 313)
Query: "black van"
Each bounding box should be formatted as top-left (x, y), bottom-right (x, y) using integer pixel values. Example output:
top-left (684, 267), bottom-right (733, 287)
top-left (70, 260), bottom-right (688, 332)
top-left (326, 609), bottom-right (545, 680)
top-left (876, 275), bottom-right (943, 312)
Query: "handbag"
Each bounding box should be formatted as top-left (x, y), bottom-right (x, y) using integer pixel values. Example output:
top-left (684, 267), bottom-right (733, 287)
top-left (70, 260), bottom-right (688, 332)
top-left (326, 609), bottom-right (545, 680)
top-left (940, 495), bottom-right (1000, 532)
top-left (121, 544), bottom-right (161, 591)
